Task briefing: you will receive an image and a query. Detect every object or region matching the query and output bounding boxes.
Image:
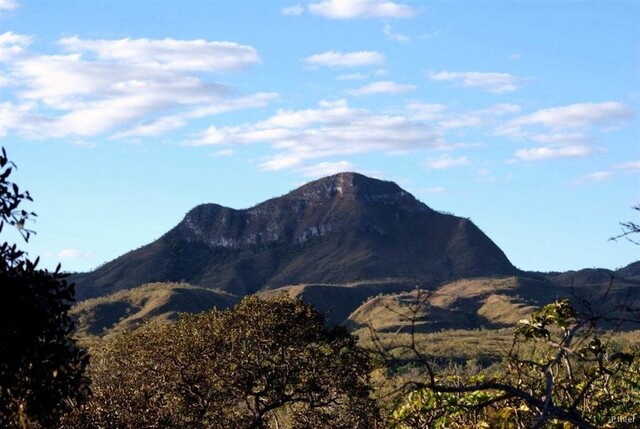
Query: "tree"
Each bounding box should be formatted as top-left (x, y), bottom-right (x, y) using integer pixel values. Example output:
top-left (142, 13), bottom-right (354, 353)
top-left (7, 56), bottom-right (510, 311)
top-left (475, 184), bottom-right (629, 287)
top-left (610, 205), bottom-right (640, 245)
top-left (378, 297), bottom-right (640, 428)
top-left (64, 295), bottom-right (380, 428)
top-left (0, 148), bottom-right (89, 428)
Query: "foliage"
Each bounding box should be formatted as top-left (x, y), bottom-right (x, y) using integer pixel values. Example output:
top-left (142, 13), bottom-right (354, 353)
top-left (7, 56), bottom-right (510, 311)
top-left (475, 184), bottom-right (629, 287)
top-left (63, 295), bottom-right (379, 428)
top-left (386, 299), bottom-right (640, 429)
top-left (0, 148), bottom-right (89, 428)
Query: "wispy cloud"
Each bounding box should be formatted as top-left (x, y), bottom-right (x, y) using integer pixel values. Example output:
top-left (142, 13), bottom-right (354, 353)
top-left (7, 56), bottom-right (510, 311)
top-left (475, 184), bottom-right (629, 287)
top-left (514, 145), bottom-right (593, 161)
top-left (0, 31), bottom-right (32, 61)
top-left (211, 149), bottom-right (234, 157)
top-left (383, 24), bottom-right (410, 42)
top-left (529, 132), bottom-right (589, 145)
top-left (348, 80), bottom-right (416, 96)
top-left (615, 160), bottom-right (640, 173)
top-left (585, 171), bottom-right (613, 181)
top-left (59, 36), bottom-right (260, 71)
top-left (302, 50), bottom-right (384, 68)
top-left (337, 73), bottom-right (368, 81)
top-left (281, 4), bottom-right (304, 15)
top-left (572, 170), bottom-right (614, 187)
top-left (497, 102), bottom-right (634, 146)
top-left (423, 154), bottom-right (470, 169)
top-left (573, 160), bottom-right (640, 186)
top-left (428, 71), bottom-right (523, 93)
top-left (57, 248), bottom-right (94, 259)
top-left (309, 0), bottom-right (417, 19)
top-left (0, 0), bottom-right (18, 10)
top-left (407, 102), bottom-right (520, 129)
top-left (300, 161), bottom-right (356, 177)
top-left (417, 186), bottom-right (447, 194)
top-left (0, 34), bottom-right (276, 140)
top-left (114, 92), bottom-right (279, 138)
top-left (507, 102), bottom-right (633, 130)
top-left (186, 99), bottom-right (444, 171)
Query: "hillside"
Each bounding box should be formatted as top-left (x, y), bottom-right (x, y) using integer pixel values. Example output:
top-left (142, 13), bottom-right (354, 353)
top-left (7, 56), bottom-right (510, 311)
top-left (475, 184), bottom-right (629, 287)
top-left (348, 277), bottom-right (561, 333)
top-left (71, 172), bottom-right (519, 300)
top-left (71, 282), bottom-right (237, 339)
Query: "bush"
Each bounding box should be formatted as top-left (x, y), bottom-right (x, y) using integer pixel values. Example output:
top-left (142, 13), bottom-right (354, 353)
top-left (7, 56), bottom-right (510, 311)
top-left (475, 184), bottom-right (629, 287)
top-left (64, 295), bottom-right (379, 428)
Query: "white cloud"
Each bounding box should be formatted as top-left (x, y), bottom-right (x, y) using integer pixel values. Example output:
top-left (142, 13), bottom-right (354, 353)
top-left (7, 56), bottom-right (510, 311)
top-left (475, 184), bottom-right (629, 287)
top-left (302, 50), bottom-right (384, 68)
top-left (348, 80), bottom-right (416, 96)
top-left (514, 145), bottom-right (593, 161)
top-left (529, 132), bottom-right (589, 145)
top-left (585, 171), bottom-right (613, 181)
top-left (615, 160), bottom-right (640, 172)
top-left (300, 161), bottom-right (356, 177)
top-left (428, 71), bottom-right (523, 93)
top-left (57, 249), bottom-right (94, 259)
top-left (572, 170), bottom-right (614, 186)
top-left (509, 102), bottom-right (634, 129)
top-left (418, 187), bottom-right (446, 194)
top-left (337, 73), bottom-right (368, 81)
top-left (496, 102), bottom-right (634, 145)
top-left (309, 0), bottom-right (416, 19)
top-left (406, 102), bottom-right (448, 121)
top-left (0, 0), bottom-right (18, 10)
top-left (116, 92), bottom-right (279, 138)
top-left (383, 24), bottom-right (410, 42)
top-left (211, 149), bottom-right (234, 157)
top-left (186, 99), bottom-right (445, 170)
top-left (58, 36), bottom-right (260, 72)
top-left (281, 4), bottom-right (304, 15)
top-left (0, 101), bottom-right (31, 137)
top-left (115, 116), bottom-right (187, 138)
top-left (407, 102), bottom-right (520, 130)
top-left (423, 154), bottom-right (470, 169)
top-left (0, 31), bottom-right (32, 61)
top-left (1, 35), bottom-right (276, 140)
top-left (441, 104), bottom-right (520, 130)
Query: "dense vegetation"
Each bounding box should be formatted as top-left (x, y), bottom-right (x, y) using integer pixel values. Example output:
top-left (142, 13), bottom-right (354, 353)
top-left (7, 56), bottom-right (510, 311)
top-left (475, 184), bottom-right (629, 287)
top-left (62, 296), bottom-right (379, 429)
top-left (60, 296), bottom-right (640, 429)
top-left (0, 149), bottom-right (89, 428)
top-left (384, 299), bottom-right (640, 428)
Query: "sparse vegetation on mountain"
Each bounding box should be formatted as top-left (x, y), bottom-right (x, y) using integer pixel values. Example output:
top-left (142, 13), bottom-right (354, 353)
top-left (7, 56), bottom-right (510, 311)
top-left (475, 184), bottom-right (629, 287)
top-left (63, 296), bottom-right (379, 429)
top-left (0, 148), bottom-right (89, 428)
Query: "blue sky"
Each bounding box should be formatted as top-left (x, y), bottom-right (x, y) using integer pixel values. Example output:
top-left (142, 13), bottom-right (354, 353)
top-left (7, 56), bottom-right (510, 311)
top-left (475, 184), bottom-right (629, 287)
top-left (0, 0), bottom-right (638, 273)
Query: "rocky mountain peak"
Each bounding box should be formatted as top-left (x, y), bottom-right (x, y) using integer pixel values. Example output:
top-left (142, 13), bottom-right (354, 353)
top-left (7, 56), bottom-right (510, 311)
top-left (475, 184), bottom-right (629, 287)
top-left (286, 172), bottom-right (417, 206)
top-left (72, 172), bottom-right (518, 300)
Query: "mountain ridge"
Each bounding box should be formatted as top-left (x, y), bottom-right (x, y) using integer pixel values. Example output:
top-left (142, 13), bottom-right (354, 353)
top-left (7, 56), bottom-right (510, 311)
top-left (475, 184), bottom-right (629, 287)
top-left (71, 172), bottom-right (519, 300)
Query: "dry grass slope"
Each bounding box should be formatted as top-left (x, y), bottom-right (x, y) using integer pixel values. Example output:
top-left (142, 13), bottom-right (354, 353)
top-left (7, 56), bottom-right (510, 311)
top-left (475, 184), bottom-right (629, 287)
top-left (348, 277), bottom-right (552, 334)
top-left (71, 282), bottom-right (238, 339)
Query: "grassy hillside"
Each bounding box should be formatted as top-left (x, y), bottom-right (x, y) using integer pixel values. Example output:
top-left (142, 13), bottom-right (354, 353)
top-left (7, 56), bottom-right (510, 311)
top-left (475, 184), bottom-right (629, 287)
top-left (257, 279), bottom-right (416, 325)
top-left (348, 277), bottom-right (556, 333)
top-left (71, 282), bottom-right (238, 339)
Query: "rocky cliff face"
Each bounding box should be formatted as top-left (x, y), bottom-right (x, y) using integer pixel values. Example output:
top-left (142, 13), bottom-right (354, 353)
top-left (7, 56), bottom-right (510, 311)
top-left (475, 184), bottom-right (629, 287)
top-left (72, 173), bottom-right (519, 300)
top-left (175, 173), bottom-right (426, 248)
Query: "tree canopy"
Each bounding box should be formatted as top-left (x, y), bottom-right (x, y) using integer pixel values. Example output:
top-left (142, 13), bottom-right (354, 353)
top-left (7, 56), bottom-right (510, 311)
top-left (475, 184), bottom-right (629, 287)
top-left (384, 299), bottom-right (640, 429)
top-left (0, 148), bottom-right (89, 428)
top-left (64, 295), bottom-right (379, 428)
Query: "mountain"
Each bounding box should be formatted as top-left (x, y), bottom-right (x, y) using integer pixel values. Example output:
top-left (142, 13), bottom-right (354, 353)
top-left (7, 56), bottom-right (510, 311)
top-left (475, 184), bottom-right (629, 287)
top-left (72, 172), bottom-right (519, 300)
